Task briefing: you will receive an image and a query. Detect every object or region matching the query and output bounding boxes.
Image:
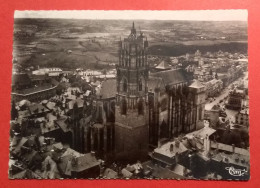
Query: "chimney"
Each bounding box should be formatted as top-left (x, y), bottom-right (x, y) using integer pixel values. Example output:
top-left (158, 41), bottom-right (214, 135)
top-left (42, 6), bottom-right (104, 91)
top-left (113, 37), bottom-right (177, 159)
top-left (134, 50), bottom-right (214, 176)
top-left (224, 157), bottom-right (229, 162)
top-left (91, 151), bottom-right (95, 157)
top-left (158, 141), bottom-right (162, 148)
top-left (232, 144), bottom-right (235, 153)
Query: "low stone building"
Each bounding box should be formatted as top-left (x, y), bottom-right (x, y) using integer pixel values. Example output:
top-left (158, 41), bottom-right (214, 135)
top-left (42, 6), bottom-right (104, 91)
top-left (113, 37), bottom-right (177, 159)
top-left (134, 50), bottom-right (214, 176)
top-left (235, 108), bottom-right (249, 127)
top-left (204, 79), bottom-right (223, 98)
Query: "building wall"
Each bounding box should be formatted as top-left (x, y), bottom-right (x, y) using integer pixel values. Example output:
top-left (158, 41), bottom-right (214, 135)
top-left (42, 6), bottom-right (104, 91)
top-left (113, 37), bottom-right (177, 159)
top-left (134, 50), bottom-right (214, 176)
top-left (114, 105), bottom-right (149, 155)
top-left (114, 120), bottom-right (148, 158)
top-left (148, 83), bottom-right (206, 146)
top-left (236, 112), bottom-right (249, 127)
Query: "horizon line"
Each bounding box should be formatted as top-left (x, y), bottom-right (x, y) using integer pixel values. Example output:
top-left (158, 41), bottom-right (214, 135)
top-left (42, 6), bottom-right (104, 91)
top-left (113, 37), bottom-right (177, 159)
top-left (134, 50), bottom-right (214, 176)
top-left (14, 10), bottom-right (248, 21)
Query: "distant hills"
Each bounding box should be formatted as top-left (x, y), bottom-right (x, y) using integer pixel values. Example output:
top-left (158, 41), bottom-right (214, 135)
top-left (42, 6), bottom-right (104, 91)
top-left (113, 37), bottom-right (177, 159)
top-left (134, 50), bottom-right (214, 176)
top-left (13, 18), bottom-right (248, 70)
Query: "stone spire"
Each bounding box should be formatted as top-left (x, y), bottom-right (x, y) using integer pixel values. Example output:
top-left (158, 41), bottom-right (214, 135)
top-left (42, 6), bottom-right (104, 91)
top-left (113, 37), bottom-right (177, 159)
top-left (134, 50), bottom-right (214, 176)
top-left (131, 21), bottom-right (136, 35)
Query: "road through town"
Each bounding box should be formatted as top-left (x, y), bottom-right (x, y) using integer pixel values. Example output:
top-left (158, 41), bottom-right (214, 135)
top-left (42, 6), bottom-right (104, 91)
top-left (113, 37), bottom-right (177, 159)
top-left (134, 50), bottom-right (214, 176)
top-left (205, 72), bottom-right (248, 122)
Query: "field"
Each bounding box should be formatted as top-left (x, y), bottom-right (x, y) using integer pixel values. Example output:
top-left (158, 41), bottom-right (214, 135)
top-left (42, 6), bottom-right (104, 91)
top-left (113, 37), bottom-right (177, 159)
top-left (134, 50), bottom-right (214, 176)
top-left (13, 19), bottom-right (248, 70)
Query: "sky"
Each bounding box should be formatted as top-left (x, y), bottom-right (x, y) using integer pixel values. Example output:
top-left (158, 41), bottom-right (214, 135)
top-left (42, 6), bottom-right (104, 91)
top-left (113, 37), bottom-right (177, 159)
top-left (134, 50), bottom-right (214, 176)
top-left (14, 10), bottom-right (247, 21)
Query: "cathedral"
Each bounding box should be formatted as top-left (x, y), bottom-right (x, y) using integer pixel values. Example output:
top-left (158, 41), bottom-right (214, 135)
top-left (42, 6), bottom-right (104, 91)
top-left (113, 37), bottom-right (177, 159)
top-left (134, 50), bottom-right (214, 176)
top-left (86, 22), bottom-right (206, 160)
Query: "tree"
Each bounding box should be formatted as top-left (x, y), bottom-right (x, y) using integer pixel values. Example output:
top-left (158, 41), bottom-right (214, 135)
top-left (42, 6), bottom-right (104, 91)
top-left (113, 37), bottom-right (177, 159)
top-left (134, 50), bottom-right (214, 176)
top-left (215, 72), bottom-right (219, 79)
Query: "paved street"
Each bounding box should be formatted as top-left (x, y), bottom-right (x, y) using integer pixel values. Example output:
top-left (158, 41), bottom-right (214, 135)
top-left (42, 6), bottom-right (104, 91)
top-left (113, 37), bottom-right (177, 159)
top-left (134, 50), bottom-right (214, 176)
top-left (205, 88), bottom-right (229, 111)
top-left (205, 71), bottom-right (248, 122)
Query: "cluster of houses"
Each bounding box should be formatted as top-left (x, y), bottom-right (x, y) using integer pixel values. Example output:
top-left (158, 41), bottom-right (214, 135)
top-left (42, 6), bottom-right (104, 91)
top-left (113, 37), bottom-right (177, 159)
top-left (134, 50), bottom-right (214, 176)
top-left (149, 50), bottom-right (247, 99)
top-left (85, 124), bottom-right (249, 180)
top-left (10, 66), bottom-right (118, 179)
top-left (10, 48), bottom-right (249, 179)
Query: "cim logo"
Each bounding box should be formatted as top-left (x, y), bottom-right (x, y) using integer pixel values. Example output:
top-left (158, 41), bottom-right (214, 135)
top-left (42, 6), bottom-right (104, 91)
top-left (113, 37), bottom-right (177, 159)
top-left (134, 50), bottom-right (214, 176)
top-left (225, 166), bottom-right (247, 176)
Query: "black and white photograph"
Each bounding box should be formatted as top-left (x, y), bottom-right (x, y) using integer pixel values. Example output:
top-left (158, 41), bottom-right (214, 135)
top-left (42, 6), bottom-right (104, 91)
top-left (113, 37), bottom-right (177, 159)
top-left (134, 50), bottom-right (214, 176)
top-left (9, 10), bottom-right (249, 180)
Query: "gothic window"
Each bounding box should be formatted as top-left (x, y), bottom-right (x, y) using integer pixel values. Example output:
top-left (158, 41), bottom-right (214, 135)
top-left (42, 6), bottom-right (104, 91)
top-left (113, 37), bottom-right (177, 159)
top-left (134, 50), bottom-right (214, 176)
top-left (138, 99), bottom-right (144, 115)
top-left (103, 102), bottom-right (109, 119)
top-left (111, 101), bottom-right (115, 121)
top-left (121, 98), bottom-right (127, 115)
top-left (177, 85), bottom-right (182, 95)
top-left (139, 79), bottom-right (142, 91)
top-left (148, 94), bottom-right (154, 109)
top-left (123, 78), bottom-right (127, 92)
top-left (96, 106), bottom-right (103, 123)
top-left (160, 120), bottom-right (168, 138)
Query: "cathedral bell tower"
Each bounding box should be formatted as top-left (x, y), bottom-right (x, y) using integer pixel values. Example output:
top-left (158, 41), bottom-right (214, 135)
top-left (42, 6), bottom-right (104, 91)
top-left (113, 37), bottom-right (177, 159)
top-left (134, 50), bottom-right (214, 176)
top-left (114, 22), bottom-right (149, 159)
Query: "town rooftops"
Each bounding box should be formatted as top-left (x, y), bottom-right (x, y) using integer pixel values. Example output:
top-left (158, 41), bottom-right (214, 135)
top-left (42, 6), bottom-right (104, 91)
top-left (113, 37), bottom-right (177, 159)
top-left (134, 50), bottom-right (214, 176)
top-left (10, 169), bottom-right (41, 179)
top-left (211, 152), bottom-right (249, 168)
top-left (41, 156), bottom-right (61, 179)
top-left (18, 99), bottom-right (31, 107)
top-left (155, 60), bottom-right (171, 70)
top-left (210, 142), bottom-right (249, 156)
top-left (207, 78), bottom-right (223, 85)
top-left (28, 103), bottom-right (50, 115)
top-left (18, 109), bottom-right (31, 118)
top-left (45, 101), bottom-right (56, 110)
top-left (189, 80), bottom-right (205, 89)
top-left (12, 137), bottom-right (28, 155)
top-left (186, 126), bottom-right (216, 140)
top-left (67, 87), bottom-right (81, 93)
top-left (40, 113), bottom-right (59, 134)
top-left (103, 168), bottom-right (118, 179)
top-left (68, 98), bottom-right (84, 109)
top-left (154, 140), bottom-right (188, 158)
top-left (59, 148), bottom-right (100, 176)
top-left (52, 142), bottom-right (64, 150)
top-left (121, 168), bottom-right (133, 178)
top-left (142, 160), bottom-right (188, 179)
top-left (239, 108), bottom-right (249, 115)
top-left (61, 148), bottom-right (83, 158)
top-left (55, 117), bottom-right (71, 133)
top-left (22, 150), bottom-right (41, 165)
top-left (69, 153), bottom-right (101, 172)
